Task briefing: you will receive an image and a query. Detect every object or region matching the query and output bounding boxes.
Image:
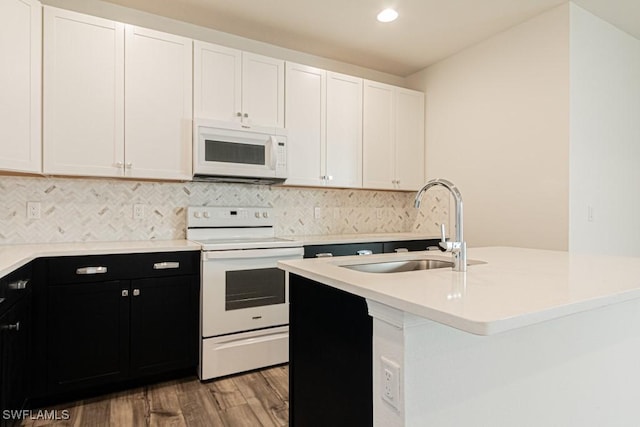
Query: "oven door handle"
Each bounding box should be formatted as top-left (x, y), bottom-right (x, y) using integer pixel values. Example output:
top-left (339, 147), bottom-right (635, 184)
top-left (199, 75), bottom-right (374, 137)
top-left (204, 247), bottom-right (303, 261)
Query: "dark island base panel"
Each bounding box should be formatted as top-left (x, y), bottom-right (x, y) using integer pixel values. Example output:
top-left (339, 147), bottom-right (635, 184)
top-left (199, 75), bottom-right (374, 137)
top-left (289, 274), bottom-right (373, 427)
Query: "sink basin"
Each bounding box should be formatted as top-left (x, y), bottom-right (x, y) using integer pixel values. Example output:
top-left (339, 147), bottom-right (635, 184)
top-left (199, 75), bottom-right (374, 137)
top-left (342, 258), bottom-right (485, 273)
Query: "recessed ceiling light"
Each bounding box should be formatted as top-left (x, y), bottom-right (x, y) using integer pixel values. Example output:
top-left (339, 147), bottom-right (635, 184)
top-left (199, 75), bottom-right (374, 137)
top-left (377, 8), bottom-right (398, 23)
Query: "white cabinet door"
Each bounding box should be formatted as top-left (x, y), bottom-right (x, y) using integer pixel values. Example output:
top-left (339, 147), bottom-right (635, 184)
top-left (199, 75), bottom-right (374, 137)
top-left (124, 26), bottom-right (192, 180)
top-left (193, 41), bottom-right (241, 123)
top-left (0, 0), bottom-right (41, 174)
top-left (326, 72), bottom-right (362, 188)
top-left (43, 7), bottom-right (125, 177)
top-left (395, 88), bottom-right (425, 191)
top-left (242, 52), bottom-right (284, 128)
top-left (363, 80), bottom-right (395, 190)
top-left (284, 62), bottom-right (325, 187)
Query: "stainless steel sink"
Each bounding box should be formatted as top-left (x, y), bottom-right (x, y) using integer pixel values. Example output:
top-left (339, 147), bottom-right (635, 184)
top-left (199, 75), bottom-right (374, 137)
top-left (342, 258), bottom-right (484, 273)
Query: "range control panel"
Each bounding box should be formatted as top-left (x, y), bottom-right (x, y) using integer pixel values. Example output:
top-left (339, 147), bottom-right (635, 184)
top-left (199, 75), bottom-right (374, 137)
top-left (187, 206), bottom-right (274, 228)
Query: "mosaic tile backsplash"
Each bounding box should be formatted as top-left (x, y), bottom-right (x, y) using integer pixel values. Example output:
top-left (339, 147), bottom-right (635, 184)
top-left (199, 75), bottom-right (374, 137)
top-left (0, 176), bottom-right (450, 244)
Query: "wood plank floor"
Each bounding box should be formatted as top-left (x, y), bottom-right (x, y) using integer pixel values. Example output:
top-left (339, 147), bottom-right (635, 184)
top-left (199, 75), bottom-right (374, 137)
top-left (21, 365), bottom-right (289, 427)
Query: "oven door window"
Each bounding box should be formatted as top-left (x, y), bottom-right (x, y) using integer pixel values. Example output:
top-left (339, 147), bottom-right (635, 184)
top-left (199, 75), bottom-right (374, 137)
top-left (205, 139), bottom-right (266, 166)
top-left (225, 267), bottom-right (285, 310)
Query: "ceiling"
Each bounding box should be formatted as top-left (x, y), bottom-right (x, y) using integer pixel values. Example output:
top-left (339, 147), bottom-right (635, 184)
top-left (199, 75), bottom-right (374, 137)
top-left (100, 0), bottom-right (640, 77)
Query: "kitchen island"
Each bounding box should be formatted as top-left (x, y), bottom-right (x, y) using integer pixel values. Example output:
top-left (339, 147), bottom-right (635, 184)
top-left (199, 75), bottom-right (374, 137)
top-left (279, 247), bottom-right (640, 426)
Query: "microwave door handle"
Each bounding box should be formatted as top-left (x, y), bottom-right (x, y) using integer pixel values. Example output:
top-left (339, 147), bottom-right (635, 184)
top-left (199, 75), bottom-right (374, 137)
top-left (269, 136), bottom-right (278, 170)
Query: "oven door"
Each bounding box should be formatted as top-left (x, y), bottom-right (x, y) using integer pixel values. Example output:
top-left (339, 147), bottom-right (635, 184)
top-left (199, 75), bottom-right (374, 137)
top-left (201, 246), bottom-right (303, 337)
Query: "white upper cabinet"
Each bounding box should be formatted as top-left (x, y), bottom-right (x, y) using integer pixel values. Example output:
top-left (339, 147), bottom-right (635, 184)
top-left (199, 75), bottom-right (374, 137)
top-left (363, 80), bottom-right (425, 191)
top-left (43, 7), bottom-right (192, 180)
top-left (0, 0), bottom-right (42, 174)
top-left (395, 87), bottom-right (425, 191)
top-left (44, 7), bottom-right (124, 177)
top-left (284, 62), bottom-right (326, 187)
top-left (124, 26), bottom-right (192, 180)
top-left (326, 72), bottom-right (363, 188)
top-left (285, 63), bottom-right (363, 188)
top-left (194, 41), bottom-right (284, 128)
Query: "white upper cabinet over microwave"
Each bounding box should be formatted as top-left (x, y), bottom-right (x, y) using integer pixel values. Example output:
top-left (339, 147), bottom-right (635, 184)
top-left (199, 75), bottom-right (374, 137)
top-left (0, 0), bottom-right (42, 174)
top-left (363, 80), bottom-right (425, 191)
top-left (194, 41), bottom-right (284, 128)
top-left (43, 6), bottom-right (193, 180)
top-left (285, 62), bottom-right (362, 188)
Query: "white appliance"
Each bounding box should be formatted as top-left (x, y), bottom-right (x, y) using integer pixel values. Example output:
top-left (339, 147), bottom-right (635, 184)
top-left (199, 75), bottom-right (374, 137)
top-left (193, 119), bottom-right (288, 184)
top-left (187, 206), bottom-right (303, 380)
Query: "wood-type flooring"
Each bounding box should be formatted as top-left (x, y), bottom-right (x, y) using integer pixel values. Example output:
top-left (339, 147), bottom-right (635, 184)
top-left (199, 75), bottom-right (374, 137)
top-left (20, 365), bottom-right (288, 427)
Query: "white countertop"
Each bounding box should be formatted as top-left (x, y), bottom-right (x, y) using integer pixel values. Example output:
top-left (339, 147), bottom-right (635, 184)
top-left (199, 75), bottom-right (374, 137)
top-left (0, 240), bottom-right (201, 278)
top-left (279, 246), bottom-right (640, 335)
top-left (296, 232), bottom-right (438, 246)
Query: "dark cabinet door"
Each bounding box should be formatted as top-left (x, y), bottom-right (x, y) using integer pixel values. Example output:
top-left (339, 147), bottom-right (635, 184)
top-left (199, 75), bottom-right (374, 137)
top-left (0, 296), bottom-right (31, 418)
top-left (129, 276), bottom-right (198, 377)
top-left (47, 280), bottom-right (130, 393)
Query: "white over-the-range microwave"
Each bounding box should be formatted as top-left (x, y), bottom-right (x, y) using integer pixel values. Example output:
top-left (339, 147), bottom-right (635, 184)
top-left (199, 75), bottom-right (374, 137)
top-left (193, 119), bottom-right (288, 184)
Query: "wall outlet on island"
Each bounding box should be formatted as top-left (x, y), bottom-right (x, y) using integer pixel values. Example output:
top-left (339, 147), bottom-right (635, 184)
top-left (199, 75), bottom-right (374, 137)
top-left (381, 356), bottom-right (401, 410)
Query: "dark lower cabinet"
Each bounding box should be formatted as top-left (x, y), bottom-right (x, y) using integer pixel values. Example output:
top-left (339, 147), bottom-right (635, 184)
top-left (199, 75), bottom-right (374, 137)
top-left (47, 280), bottom-right (130, 392)
top-left (0, 262), bottom-right (33, 426)
top-left (44, 251), bottom-right (199, 397)
top-left (289, 274), bottom-right (372, 427)
top-left (129, 276), bottom-right (198, 378)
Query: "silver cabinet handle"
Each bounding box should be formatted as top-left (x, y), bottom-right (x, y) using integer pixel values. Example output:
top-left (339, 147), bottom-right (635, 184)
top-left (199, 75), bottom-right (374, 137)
top-left (357, 250), bottom-right (373, 256)
top-left (133, 289), bottom-right (140, 296)
top-left (236, 112), bottom-right (242, 117)
top-left (125, 163), bottom-right (133, 169)
top-left (243, 113), bottom-right (249, 118)
top-left (315, 253), bottom-right (333, 258)
top-left (8, 279), bottom-right (29, 290)
top-left (76, 266), bottom-right (107, 275)
top-left (122, 290), bottom-right (129, 297)
top-left (115, 161), bottom-right (124, 168)
top-left (153, 261), bottom-right (180, 270)
top-left (394, 248), bottom-right (409, 253)
top-left (2, 321), bottom-right (20, 331)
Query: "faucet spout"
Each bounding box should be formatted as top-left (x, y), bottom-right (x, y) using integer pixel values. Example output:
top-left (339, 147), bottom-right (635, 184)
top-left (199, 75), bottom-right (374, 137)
top-left (414, 179), bottom-right (466, 272)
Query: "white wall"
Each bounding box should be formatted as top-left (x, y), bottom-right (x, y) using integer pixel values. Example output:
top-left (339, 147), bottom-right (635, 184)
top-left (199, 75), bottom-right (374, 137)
top-left (569, 4), bottom-right (640, 255)
top-left (406, 4), bottom-right (571, 250)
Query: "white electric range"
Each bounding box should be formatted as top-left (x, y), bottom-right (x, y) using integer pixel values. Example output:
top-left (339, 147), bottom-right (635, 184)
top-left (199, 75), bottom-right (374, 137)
top-left (186, 206), bottom-right (303, 380)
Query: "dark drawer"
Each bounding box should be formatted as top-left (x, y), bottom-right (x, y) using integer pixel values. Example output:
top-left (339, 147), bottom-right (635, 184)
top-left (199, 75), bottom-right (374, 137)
top-left (382, 239), bottom-right (441, 253)
top-left (46, 251), bottom-right (199, 284)
top-left (304, 243), bottom-right (384, 258)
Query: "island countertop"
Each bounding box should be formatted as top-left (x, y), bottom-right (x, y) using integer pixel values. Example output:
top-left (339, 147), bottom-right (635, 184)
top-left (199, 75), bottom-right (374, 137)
top-left (278, 246), bottom-right (640, 335)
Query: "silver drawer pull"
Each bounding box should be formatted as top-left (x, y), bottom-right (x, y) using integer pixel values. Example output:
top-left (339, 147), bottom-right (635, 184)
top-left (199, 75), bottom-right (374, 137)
top-left (394, 248), bottom-right (409, 253)
top-left (1, 321), bottom-right (20, 332)
top-left (76, 266), bottom-right (108, 275)
top-left (8, 279), bottom-right (29, 290)
top-left (315, 253), bottom-right (333, 258)
top-left (133, 289), bottom-right (140, 296)
top-left (153, 261), bottom-right (180, 270)
top-left (357, 250), bottom-right (373, 256)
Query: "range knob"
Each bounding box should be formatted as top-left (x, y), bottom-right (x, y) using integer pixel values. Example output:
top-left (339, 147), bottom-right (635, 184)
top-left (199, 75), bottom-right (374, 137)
top-left (262, 212), bottom-right (269, 218)
top-left (194, 211), bottom-right (201, 218)
top-left (255, 212), bottom-right (261, 218)
top-left (203, 211), bottom-right (211, 218)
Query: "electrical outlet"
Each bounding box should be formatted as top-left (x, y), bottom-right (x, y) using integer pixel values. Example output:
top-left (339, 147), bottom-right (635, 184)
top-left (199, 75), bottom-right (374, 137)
top-left (381, 356), bottom-right (401, 410)
top-left (133, 204), bottom-right (145, 220)
top-left (376, 208), bottom-right (384, 219)
top-left (314, 207), bottom-right (321, 220)
top-left (27, 202), bottom-right (41, 219)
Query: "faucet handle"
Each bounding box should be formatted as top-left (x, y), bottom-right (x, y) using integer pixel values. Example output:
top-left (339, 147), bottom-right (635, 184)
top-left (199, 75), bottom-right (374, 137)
top-left (439, 223), bottom-right (451, 252)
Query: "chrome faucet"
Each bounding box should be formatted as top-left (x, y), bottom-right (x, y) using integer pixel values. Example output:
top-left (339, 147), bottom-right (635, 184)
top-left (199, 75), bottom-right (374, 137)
top-left (414, 178), bottom-right (467, 272)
